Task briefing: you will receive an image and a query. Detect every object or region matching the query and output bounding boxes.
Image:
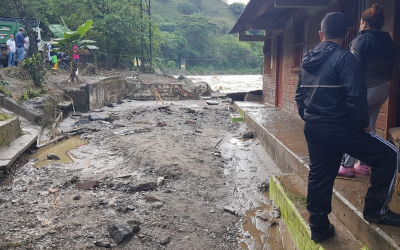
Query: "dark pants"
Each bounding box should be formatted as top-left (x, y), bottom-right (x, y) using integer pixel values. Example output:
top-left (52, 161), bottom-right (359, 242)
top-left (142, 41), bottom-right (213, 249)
top-left (304, 121), bottom-right (399, 230)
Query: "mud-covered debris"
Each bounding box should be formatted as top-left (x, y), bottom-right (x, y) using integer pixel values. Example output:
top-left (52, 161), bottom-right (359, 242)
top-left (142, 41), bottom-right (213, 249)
top-left (73, 195), bottom-right (81, 200)
top-left (108, 220), bottom-right (134, 244)
top-left (185, 120), bottom-right (196, 125)
top-left (269, 210), bottom-right (281, 219)
top-left (128, 182), bottom-right (156, 193)
top-left (106, 103), bottom-right (114, 108)
top-left (258, 179), bottom-right (270, 191)
top-left (117, 100), bottom-right (124, 104)
top-left (268, 217), bottom-right (278, 226)
top-left (109, 114), bottom-right (120, 121)
top-left (94, 241), bottom-right (111, 248)
top-left (160, 236), bottom-right (171, 245)
top-left (187, 108), bottom-right (196, 113)
top-left (255, 211), bottom-right (269, 221)
top-left (47, 154), bottom-right (61, 160)
top-left (213, 151), bottom-right (222, 157)
top-left (243, 132), bottom-right (254, 139)
top-left (157, 176), bottom-right (164, 186)
top-left (195, 130), bottom-right (202, 133)
top-left (115, 174), bottom-right (132, 179)
top-left (223, 207), bottom-right (237, 215)
top-left (206, 101), bottom-right (220, 105)
top-left (76, 181), bottom-right (100, 190)
top-left (93, 109), bottom-right (103, 112)
top-left (89, 114), bottom-right (110, 121)
top-left (113, 129), bottom-right (135, 135)
top-left (156, 122), bottom-right (167, 127)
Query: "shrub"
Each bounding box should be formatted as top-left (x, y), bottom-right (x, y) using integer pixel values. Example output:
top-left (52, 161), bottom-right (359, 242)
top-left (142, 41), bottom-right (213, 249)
top-left (22, 53), bottom-right (47, 88)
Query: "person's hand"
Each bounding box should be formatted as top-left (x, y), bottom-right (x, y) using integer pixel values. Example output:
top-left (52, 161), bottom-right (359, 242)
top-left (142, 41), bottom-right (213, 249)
top-left (364, 126), bottom-right (371, 132)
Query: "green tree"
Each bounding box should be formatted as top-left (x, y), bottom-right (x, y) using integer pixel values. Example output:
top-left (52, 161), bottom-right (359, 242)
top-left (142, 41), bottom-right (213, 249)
top-left (229, 2), bottom-right (245, 18)
top-left (177, 2), bottom-right (198, 15)
top-left (49, 19), bottom-right (97, 82)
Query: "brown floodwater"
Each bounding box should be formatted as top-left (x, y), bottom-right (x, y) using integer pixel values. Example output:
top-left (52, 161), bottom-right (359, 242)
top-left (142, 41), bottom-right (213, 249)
top-left (25, 136), bottom-right (89, 167)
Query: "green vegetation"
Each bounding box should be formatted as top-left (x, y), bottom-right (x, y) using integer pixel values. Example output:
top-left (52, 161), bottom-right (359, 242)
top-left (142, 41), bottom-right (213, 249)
top-left (22, 53), bottom-right (47, 87)
top-left (0, 79), bottom-right (11, 97)
top-left (0, 112), bottom-right (12, 121)
top-left (19, 89), bottom-right (44, 102)
top-left (0, 0), bottom-right (262, 75)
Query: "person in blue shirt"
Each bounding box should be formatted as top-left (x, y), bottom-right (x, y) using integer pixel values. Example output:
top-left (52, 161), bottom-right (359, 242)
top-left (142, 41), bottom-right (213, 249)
top-left (15, 27), bottom-right (26, 64)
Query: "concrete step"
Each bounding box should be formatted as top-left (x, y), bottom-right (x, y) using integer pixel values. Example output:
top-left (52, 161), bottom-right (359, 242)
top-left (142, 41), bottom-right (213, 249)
top-left (270, 174), bottom-right (365, 250)
top-left (0, 127), bottom-right (37, 171)
top-left (0, 117), bottom-right (21, 149)
top-left (234, 101), bottom-right (400, 250)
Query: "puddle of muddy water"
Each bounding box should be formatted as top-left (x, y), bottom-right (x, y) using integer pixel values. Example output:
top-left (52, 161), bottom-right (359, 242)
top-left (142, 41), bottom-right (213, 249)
top-left (25, 136), bottom-right (89, 167)
top-left (238, 193), bottom-right (287, 250)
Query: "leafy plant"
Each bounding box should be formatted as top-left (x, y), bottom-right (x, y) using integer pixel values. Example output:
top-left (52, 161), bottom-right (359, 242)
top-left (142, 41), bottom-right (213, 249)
top-left (0, 80), bottom-right (9, 86)
top-left (19, 89), bottom-right (44, 101)
top-left (22, 53), bottom-right (47, 88)
top-left (49, 19), bottom-right (98, 82)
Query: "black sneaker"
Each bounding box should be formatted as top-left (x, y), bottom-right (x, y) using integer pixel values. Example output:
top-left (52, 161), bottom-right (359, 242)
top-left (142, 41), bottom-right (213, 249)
top-left (311, 224), bottom-right (335, 242)
top-left (365, 210), bottom-right (400, 226)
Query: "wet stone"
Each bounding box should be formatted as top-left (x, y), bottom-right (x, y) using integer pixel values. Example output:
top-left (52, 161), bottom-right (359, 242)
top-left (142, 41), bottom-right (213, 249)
top-left (47, 154), bottom-right (61, 160)
top-left (206, 101), bottom-right (220, 105)
top-left (108, 220), bottom-right (134, 244)
top-left (73, 195), bottom-right (81, 200)
top-left (160, 236), bottom-right (171, 245)
top-left (117, 100), bottom-right (124, 104)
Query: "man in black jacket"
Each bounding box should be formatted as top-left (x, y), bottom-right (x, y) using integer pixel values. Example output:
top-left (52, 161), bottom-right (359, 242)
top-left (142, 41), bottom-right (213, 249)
top-left (295, 12), bottom-right (400, 242)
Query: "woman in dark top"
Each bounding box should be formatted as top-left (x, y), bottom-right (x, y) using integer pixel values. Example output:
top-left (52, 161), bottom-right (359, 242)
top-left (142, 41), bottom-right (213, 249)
top-left (338, 3), bottom-right (397, 177)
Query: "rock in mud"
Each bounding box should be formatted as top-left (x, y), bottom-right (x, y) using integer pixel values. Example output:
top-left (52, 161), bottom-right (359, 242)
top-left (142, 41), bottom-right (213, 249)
top-left (156, 177), bottom-right (164, 186)
top-left (158, 106), bottom-right (170, 110)
top-left (108, 220), bottom-right (134, 244)
top-left (47, 154), bottom-right (61, 160)
top-left (94, 241), bottom-right (111, 248)
top-left (117, 100), bottom-right (124, 104)
top-left (206, 101), bottom-right (220, 105)
top-left (89, 114), bottom-right (110, 121)
top-left (128, 182), bottom-right (156, 193)
top-left (243, 132), bottom-right (254, 139)
top-left (73, 195), bottom-right (81, 200)
top-left (223, 207), bottom-right (237, 215)
top-left (160, 237), bottom-right (171, 245)
top-left (106, 103), bottom-right (114, 108)
top-left (187, 108), bottom-right (196, 113)
top-left (76, 181), bottom-right (100, 190)
top-left (156, 122), bottom-right (167, 127)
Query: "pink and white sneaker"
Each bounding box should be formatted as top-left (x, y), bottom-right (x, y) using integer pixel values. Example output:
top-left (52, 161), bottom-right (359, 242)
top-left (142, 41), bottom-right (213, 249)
top-left (354, 162), bottom-right (370, 176)
top-left (338, 166), bottom-right (356, 177)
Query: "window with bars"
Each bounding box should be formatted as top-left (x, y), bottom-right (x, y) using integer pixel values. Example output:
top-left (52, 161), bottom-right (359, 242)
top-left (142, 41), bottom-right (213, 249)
top-left (263, 37), bottom-right (272, 74)
top-left (338, 0), bottom-right (360, 50)
top-left (293, 12), bottom-right (306, 68)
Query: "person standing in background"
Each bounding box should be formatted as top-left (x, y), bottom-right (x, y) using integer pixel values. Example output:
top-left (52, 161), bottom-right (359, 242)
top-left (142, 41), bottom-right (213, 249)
top-left (6, 34), bottom-right (16, 67)
top-left (338, 4), bottom-right (397, 177)
top-left (24, 35), bottom-right (29, 58)
top-left (15, 27), bottom-right (26, 65)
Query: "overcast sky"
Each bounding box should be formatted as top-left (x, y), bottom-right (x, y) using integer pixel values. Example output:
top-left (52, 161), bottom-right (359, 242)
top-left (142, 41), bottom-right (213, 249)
top-left (225, 0), bottom-right (249, 4)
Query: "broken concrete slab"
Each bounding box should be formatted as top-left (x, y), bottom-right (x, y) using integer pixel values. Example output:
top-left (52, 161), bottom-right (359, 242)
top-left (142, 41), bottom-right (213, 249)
top-left (0, 94), bottom-right (42, 123)
top-left (0, 127), bottom-right (38, 171)
top-left (0, 117), bottom-right (21, 149)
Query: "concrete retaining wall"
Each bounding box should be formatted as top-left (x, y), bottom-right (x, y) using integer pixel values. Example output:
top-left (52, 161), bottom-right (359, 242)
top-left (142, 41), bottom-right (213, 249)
top-left (0, 94), bottom-right (42, 123)
top-left (126, 82), bottom-right (182, 101)
top-left (0, 117), bottom-right (21, 149)
top-left (87, 77), bottom-right (127, 110)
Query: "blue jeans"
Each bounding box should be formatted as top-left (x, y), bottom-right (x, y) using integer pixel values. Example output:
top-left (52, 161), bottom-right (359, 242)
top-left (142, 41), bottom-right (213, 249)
top-left (16, 47), bottom-right (25, 63)
top-left (7, 52), bottom-right (15, 66)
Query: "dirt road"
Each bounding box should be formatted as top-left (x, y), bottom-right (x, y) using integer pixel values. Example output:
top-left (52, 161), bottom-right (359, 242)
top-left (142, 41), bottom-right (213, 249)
top-left (0, 100), bottom-right (291, 250)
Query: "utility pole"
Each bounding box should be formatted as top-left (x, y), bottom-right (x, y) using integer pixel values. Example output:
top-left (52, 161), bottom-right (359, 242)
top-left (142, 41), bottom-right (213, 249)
top-left (140, 0), bottom-right (152, 70)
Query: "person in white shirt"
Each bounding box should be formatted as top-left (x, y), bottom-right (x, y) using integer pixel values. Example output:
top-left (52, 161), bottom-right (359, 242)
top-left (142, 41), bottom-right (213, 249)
top-left (6, 34), bottom-right (16, 67)
top-left (24, 36), bottom-right (29, 58)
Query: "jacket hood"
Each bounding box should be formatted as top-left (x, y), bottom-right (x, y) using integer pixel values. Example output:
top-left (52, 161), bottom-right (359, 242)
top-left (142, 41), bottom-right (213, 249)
top-left (362, 29), bottom-right (393, 44)
top-left (302, 41), bottom-right (341, 73)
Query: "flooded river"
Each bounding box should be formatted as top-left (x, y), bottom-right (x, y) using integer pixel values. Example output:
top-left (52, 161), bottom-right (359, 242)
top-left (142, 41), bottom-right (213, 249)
top-left (184, 75), bottom-right (263, 93)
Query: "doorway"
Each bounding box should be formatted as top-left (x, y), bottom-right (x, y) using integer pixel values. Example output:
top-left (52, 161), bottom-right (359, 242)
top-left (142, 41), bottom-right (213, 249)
top-left (275, 34), bottom-right (284, 107)
top-left (386, 0), bottom-right (400, 138)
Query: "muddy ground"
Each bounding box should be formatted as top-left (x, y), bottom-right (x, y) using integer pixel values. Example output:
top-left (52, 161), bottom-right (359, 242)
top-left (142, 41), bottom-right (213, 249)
top-left (0, 100), bottom-right (292, 250)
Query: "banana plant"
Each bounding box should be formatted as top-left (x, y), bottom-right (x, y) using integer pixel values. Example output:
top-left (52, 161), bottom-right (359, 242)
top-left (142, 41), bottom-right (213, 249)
top-left (49, 19), bottom-right (98, 82)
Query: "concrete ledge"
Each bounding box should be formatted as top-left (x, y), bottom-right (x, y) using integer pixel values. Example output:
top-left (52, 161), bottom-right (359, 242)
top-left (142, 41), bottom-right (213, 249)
top-left (0, 127), bottom-right (37, 171)
top-left (235, 102), bottom-right (400, 250)
top-left (0, 94), bottom-right (42, 123)
top-left (270, 174), bottom-right (322, 250)
top-left (0, 117), bottom-right (20, 149)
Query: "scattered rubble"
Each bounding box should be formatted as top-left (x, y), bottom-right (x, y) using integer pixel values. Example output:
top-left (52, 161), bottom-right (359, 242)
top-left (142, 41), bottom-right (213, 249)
top-left (243, 131), bottom-right (254, 139)
top-left (76, 181), bottom-right (100, 190)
